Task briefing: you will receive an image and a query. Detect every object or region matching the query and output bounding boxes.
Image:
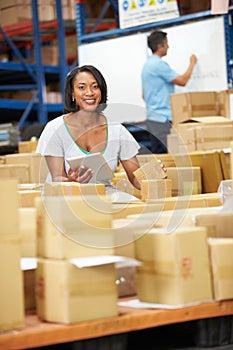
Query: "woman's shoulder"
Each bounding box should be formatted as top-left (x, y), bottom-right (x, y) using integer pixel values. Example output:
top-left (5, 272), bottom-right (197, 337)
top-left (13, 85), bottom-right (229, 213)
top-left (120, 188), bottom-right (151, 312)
top-left (44, 115), bottom-right (66, 130)
top-left (108, 121), bottom-right (132, 139)
top-left (107, 121), bottom-right (124, 131)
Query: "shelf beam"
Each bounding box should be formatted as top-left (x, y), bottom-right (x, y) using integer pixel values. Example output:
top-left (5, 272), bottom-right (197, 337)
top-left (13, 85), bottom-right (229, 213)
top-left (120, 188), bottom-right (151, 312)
top-left (0, 298), bottom-right (233, 349)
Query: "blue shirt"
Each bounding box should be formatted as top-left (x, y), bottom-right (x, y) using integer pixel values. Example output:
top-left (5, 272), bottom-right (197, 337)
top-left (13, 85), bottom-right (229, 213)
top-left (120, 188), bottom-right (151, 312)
top-left (141, 55), bottom-right (178, 122)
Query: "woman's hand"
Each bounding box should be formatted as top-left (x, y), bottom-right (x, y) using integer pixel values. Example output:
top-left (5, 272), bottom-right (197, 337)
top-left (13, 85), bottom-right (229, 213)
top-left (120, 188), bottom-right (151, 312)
top-left (68, 165), bottom-right (94, 183)
top-left (157, 159), bottom-right (168, 178)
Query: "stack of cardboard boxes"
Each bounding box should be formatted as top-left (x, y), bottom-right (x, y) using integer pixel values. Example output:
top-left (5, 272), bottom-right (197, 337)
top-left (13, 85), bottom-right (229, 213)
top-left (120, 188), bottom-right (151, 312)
top-left (0, 179), bottom-right (25, 331)
top-left (168, 90), bottom-right (233, 153)
top-left (0, 142), bottom-right (233, 332)
top-left (35, 195), bottom-right (119, 324)
top-left (0, 0), bottom-right (77, 26)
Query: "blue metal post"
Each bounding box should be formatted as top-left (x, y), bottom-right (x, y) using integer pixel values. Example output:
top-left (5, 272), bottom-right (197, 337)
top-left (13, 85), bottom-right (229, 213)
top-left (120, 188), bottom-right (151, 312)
top-left (223, 10), bottom-right (233, 88)
top-left (0, 26), bottom-right (36, 82)
top-left (31, 0), bottom-right (48, 124)
top-left (76, 0), bottom-right (86, 47)
top-left (90, 1), bottom-right (111, 33)
top-left (55, 0), bottom-right (69, 102)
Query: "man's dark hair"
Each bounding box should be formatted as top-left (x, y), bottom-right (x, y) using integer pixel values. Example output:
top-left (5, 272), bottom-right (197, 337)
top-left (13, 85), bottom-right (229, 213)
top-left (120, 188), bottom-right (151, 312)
top-left (64, 64), bottom-right (108, 113)
top-left (147, 30), bottom-right (167, 53)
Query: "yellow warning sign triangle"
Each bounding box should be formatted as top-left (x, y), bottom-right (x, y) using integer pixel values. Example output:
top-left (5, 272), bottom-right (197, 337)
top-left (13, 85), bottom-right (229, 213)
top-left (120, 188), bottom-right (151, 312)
top-left (130, 0), bottom-right (137, 10)
top-left (148, 0), bottom-right (156, 5)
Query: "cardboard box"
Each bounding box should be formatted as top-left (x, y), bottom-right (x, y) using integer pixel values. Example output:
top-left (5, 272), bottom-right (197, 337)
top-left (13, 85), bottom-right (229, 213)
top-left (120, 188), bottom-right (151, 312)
top-left (219, 150), bottom-right (231, 180)
top-left (133, 157), bottom-right (167, 184)
top-left (113, 218), bottom-right (136, 257)
top-left (140, 193), bottom-right (222, 211)
top-left (36, 258), bottom-right (118, 324)
top-left (137, 154), bottom-right (176, 168)
top-left (0, 2), bottom-right (22, 26)
top-left (40, 45), bottom-right (59, 66)
top-left (35, 196), bottom-right (114, 258)
top-left (167, 127), bottom-right (196, 153)
top-left (18, 140), bottom-right (38, 153)
top-left (141, 179), bottom-right (172, 201)
top-left (195, 122), bottom-right (233, 151)
top-left (113, 176), bottom-right (141, 199)
top-left (128, 206), bottom-right (221, 232)
top-left (0, 164), bottom-right (30, 183)
top-left (19, 208), bottom-right (37, 257)
top-left (0, 178), bottom-right (19, 236)
top-left (135, 227), bottom-right (213, 305)
top-left (113, 215), bottom-right (159, 256)
top-left (5, 153), bottom-right (49, 183)
top-left (44, 182), bottom-right (106, 197)
top-left (170, 91), bottom-right (220, 125)
top-left (112, 202), bottom-right (163, 219)
top-left (172, 117), bottom-right (233, 152)
top-left (231, 141), bottom-right (233, 179)
top-left (18, 189), bottom-right (42, 207)
top-left (166, 166), bottom-right (202, 196)
top-left (0, 236), bottom-right (25, 331)
top-left (208, 238), bottom-right (233, 300)
top-left (195, 212), bottom-right (233, 238)
top-left (38, 4), bottom-right (55, 22)
top-left (173, 151), bottom-right (223, 193)
top-left (217, 89), bottom-right (233, 119)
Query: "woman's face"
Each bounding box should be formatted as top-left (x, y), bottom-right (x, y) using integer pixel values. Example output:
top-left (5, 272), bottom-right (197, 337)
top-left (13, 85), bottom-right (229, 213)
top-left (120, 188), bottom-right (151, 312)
top-left (72, 71), bottom-right (102, 112)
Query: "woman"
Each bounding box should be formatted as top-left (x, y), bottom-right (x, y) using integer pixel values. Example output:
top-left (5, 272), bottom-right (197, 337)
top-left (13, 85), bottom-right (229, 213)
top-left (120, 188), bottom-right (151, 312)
top-left (36, 65), bottom-right (142, 192)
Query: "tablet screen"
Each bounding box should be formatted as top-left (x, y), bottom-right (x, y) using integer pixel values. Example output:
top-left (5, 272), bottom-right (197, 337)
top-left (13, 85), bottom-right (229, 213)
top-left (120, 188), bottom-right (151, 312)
top-left (67, 152), bottom-right (114, 182)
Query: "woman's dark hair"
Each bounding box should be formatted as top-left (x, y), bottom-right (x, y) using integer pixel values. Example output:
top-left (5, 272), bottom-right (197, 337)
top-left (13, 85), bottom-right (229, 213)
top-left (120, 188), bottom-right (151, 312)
top-left (64, 65), bottom-right (108, 113)
top-left (147, 30), bottom-right (167, 53)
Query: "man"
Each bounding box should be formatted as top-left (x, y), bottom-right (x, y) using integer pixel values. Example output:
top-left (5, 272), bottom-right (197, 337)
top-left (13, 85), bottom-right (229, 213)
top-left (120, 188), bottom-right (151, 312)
top-left (141, 30), bottom-right (197, 154)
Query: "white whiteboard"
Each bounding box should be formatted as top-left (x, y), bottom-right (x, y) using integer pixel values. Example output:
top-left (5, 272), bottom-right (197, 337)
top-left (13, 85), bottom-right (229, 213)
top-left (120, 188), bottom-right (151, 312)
top-left (78, 16), bottom-right (228, 123)
top-left (164, 16), bottom-right (228, 93)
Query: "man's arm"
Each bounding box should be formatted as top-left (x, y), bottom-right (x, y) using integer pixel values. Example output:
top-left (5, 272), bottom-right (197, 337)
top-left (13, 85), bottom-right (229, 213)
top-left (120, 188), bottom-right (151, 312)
top-left (172, 54), bottom-right (197, 86)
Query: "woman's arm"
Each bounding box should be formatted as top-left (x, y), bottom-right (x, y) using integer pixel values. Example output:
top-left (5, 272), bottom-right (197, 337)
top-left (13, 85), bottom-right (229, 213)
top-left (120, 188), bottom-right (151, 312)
top-left (120, 156), bottom-right (141, 190)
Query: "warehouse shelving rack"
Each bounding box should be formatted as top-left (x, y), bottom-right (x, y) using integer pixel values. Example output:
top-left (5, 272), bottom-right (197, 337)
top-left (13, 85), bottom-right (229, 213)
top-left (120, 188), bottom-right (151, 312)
top-left (0, 0), bottom-right (118, 131)
top-left (0, 0), bottom-right (74, 129)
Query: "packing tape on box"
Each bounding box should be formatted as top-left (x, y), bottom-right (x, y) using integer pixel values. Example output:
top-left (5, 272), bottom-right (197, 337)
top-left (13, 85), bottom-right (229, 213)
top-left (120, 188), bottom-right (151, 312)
top-left (183, 104), bottom-right (219, 112)
top-left (68, 281), bottom-right (116, 296)
top-left (196, 137), bottom-right (233, 143)
top-left (137, 260), bottom-right (176, 278)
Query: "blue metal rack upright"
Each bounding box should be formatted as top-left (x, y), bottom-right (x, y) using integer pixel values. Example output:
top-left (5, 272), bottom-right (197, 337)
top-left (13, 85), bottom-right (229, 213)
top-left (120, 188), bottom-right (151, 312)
top-left (0, 0), bottom-right (71, 129)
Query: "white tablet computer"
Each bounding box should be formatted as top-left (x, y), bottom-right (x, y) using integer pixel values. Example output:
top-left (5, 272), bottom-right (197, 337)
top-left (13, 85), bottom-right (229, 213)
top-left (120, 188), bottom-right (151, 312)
top-left (66, 152), bottom-right (114, 182)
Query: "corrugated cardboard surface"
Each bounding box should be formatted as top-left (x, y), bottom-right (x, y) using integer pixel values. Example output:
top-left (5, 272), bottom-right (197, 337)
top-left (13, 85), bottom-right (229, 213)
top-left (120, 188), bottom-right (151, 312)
top-left (141, 179), bottom-right (172, 201)
top-left (173, 151), bottom-right (223, 193)
top-left (36, 259), bottom-right (118, 324)
top-left (0, 237), bottom-right (25, 331)
top-left (170, 91), bottom-right (220, 125)
top-left (135, 227), bottom-right (213, 305)
top-left (195, 212), bottom-right (233, 238)
top-left (166, 166), bottom-right (202, 196)
top-left (209, 238), bottom-right (233, 300)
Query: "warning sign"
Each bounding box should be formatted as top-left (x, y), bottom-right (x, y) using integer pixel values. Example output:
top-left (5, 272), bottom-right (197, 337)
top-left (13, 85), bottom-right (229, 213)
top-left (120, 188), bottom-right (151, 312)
top-left (118, 0), bottom-right (179, 29)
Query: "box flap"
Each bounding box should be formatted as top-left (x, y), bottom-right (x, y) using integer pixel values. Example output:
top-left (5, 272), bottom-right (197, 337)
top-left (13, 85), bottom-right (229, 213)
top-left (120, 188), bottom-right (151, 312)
top-left (183, 116), bottom-right (230, 124)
